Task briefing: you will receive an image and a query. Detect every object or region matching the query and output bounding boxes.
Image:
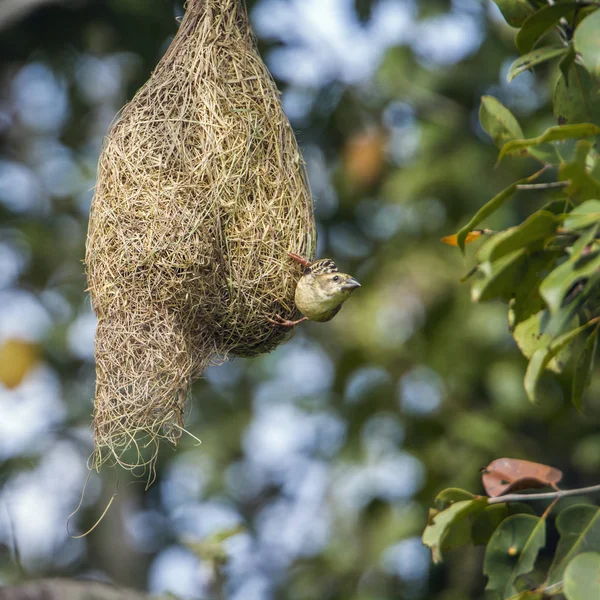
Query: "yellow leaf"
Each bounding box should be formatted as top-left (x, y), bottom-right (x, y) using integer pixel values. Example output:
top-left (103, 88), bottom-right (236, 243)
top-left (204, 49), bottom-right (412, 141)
top-left (441, 230), bottom-right (486, 247)
top-left (0, 339), bottom-right (39, 389)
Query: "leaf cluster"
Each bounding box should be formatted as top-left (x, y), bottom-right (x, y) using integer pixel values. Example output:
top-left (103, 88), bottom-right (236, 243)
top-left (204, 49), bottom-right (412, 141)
top-left (450, 1), bottom-right (600, 407)
top-left (423, 458), bottom-right (600, 600)
top-left (432, 3), bottom-right (600, 598)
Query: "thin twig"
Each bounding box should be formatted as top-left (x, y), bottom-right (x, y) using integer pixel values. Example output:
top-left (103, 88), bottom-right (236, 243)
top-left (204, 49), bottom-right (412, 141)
top-left (487, 482), bottom-right (600, 504)
top-left (529, 164), bottom-right (552, 180)
top-left (540, 497), bottom-right (559, 520)
top-left (516, 181), bottom-right (570, 190)
top-left (542, 581), bottom-right (564, 597)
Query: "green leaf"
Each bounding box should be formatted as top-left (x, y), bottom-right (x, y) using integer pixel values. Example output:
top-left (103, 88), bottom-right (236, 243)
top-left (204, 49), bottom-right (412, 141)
top-left (499, 124), bottom-right (600, 162)
top-left (572, 325), bottom-right (599, 411)
top-left (591, 156), bottom-right (600, 183)
top-left (563, 552), bottom-right (600, 600)
top-left (560, 140), bottom-right (600, 204)
top-left (524, 348), bottom-right (554, 404)
top-left (548, 273), bottom-right (600, 339)
top-left (422, 498), bottom-right (488, 563)
top-left (456, 182), bottom-right (518, 250)
top-left (472, 250), bottom-right (527, 303)
top-left (476, 251), bottom-right (560, 314)
top-left (509, 249), bottom-right (562, 330)
top-left (474, 230), bottom-right (565, 311)
top-left (508, 46), bottom-right (567, 82)
top-left (570, 222), bottom-right (600, 263)
top-left (456, 170), bottom-right (551, 250)
top-left (491, 0), bottom-right (535, 28)
top-left (506, 593), bottom-right (544, 600)
top-left (574, 10), bottom-right (600, 80)
top-left (477, 211), bottom-right (559, 263)
top-left (472, 504), bottom-right (535, 546)
top-left (513, 309), bottom-right (577, 374)
top-left (480, 96), bottom-right (524, 148)
top-left (524, 320), bottom-right (596, 403)
top-left (541, 198), bottom-right (573, 216)
top-left (435, 488), bottom-right (475, 510)
top-left (484, 514), bottom-right (546, 599)
top-left (547, 505), bottom-right (600, 585)
top-left (554, 63), bottom-right (600, 127)
top-left (563, 200), bottom-right (600, 230)
top-left (516, 3), bottom-right (579, 54)
top-left (540, 248), bottom-right (600, 315)
top-left (559, 43), bottom-right (577, 83)
top-left (529, 144), bottom-right (562, 166)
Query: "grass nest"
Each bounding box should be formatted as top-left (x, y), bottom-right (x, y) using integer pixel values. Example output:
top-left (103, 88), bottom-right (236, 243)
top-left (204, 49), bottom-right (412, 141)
top-left (85, 0), bottom-right (316, 472)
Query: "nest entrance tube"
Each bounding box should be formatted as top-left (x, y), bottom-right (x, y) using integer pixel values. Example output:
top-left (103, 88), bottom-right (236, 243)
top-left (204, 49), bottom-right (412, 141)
top-left (85, 0), bottom-right (316, 471)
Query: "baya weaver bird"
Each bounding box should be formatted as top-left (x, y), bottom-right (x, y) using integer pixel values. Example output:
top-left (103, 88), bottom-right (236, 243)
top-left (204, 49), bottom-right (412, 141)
top-left (269, 252), bottom-right (361, 327)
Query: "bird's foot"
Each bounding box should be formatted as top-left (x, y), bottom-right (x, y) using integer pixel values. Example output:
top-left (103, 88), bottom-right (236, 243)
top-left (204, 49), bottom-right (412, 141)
top-left (267, 314), bottom-right (308, 328)
top-left (287, 252), bottom-right (312, 268)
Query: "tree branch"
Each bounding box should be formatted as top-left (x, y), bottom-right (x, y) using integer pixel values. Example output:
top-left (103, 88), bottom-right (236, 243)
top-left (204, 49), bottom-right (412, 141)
top-left (487, 482), bottom-right (600, 504)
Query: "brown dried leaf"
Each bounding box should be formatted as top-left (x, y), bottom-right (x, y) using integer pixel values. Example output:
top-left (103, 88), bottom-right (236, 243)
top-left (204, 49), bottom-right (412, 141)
top-left (482, 458), bottom-right (563, 498)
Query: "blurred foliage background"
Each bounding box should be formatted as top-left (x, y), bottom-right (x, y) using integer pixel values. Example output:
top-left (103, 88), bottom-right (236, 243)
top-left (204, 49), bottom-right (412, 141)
top-left (1, 0), bottom-right (600, 598)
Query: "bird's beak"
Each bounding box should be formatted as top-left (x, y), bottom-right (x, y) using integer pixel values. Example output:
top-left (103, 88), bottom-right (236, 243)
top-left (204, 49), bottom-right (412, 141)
top-left (342, 277), bottom-right (361, 291)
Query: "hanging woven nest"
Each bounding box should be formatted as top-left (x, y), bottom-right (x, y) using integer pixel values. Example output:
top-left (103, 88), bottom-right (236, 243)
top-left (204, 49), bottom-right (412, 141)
top-left (85, 0), bottom-right (316, 471)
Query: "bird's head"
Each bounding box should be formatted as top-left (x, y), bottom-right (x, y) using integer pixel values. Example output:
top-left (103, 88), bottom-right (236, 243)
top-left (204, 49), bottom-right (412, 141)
top-left (311, 271), bottom-right (361, 300)
top-left (301, 259), bottom-right (361, 306)
top-left (291, 255), bottom-right (361, 321)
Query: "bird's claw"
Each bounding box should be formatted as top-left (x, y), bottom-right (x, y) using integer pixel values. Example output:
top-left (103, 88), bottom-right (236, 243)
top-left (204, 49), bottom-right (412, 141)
top-left (267, 314), bottom-right (308, 327)
top-left (287, 252), bottom-right (312, 268)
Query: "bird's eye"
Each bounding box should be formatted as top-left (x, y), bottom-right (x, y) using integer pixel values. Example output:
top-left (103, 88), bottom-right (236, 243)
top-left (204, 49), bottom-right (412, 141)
top-left (332, 275), bottom-right (340, 282)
